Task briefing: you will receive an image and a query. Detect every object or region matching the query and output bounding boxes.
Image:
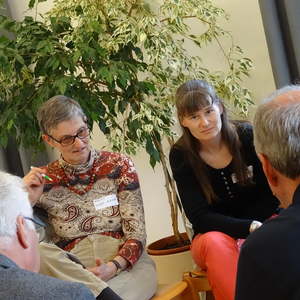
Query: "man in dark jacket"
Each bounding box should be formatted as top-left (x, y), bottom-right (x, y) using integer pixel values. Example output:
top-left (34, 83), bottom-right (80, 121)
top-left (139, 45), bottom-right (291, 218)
top-left (235, 85), bottom-right (300, 300)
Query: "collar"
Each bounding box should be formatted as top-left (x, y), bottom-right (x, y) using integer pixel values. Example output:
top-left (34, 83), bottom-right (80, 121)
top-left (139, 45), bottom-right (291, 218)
top-left (59, 148), bottom-right (98, 175)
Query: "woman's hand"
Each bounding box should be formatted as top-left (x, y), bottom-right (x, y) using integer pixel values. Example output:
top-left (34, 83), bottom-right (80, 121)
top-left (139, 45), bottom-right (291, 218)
top-left (23, 167), bottom-right (45, 206)
top-left (87, 258), bottom-right (118, 281)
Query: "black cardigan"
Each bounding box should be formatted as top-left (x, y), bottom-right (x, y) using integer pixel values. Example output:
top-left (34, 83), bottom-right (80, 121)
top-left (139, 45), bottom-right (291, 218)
top-left (169, 122), bottom-right (279, 239)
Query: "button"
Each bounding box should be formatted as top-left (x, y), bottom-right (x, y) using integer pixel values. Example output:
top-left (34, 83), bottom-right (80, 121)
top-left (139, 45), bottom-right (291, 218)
top-left (221, 171), bottom-right (224, 175)
top-left (226, 186), bottom-right (230, 190)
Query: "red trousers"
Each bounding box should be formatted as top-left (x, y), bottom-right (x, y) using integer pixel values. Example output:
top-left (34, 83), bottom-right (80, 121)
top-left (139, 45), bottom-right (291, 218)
top-left (191, 232), bottom-right (244, 300)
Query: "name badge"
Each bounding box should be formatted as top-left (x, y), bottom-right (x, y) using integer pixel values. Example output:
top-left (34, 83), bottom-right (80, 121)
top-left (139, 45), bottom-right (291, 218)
top-left (93, 194), bottom-right (118, 210)
top-left (231, 165), bottom-right (253, 183)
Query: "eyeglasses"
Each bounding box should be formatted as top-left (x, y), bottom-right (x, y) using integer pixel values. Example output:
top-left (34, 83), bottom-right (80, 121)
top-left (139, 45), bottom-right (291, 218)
top-left (24, 216), bottom-right (46, 242)
top-left (47, 126), bottom-right (89, 146)
top-left (24, 216), bottom-right (45, 227)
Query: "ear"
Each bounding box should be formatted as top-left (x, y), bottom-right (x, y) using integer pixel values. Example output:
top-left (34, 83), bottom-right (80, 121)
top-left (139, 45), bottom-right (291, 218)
top-left (42, 134), bottom-right (55, 148)
top-left (257, 153), bottom-right (279, 187)
top-left (16, 216), bottom-right (30, 250)
top-left (180, 117), bottom-right (188, 128)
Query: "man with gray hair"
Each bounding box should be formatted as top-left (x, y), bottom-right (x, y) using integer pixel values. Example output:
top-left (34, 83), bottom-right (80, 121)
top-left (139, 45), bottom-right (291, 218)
top-left (0, 170), bottom-right (96, 299)
top-left (235, 85), bottom-right (300, 300)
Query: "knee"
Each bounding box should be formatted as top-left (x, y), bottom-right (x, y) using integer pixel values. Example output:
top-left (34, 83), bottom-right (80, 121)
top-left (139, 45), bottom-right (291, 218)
top-left (191, 231), bottom-right (235, 255)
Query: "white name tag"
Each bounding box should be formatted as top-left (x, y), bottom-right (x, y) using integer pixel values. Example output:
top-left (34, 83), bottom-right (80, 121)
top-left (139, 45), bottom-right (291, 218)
top-left (93, 194), bottom-right (118, 210)
top-left (231, 165), bottom-right (253, 183)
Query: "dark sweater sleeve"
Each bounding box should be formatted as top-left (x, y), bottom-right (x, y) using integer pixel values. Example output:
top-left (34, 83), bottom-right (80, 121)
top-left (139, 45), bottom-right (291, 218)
top-left (169, 146), bottom-right (252, 238)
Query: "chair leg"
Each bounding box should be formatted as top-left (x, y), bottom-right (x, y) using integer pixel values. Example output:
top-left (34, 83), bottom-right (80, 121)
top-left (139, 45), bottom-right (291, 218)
top-left (182, 271), bottom-right (213, 300)
top-left (206, 291), bottom-right (214, 300)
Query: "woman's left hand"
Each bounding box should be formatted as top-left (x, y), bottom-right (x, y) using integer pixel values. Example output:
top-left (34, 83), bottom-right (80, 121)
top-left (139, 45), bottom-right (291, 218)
top-left (87, 258), bottom-right (117, 281)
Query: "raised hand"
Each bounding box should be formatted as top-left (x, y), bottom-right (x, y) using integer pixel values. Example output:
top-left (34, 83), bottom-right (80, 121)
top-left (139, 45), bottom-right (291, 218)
top-left (23, 167), bottom-right (46, 206)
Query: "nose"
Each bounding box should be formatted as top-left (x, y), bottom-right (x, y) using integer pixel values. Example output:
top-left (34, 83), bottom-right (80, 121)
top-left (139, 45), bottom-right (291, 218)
top-left (199, 116), bottom-right (209, 127)
top-left (73, 136), bottom-right (87, 148)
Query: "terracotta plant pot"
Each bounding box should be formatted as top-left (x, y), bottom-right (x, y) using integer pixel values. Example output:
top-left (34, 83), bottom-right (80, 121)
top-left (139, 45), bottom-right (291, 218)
top-left (147, 232), bottom-right (191, 255)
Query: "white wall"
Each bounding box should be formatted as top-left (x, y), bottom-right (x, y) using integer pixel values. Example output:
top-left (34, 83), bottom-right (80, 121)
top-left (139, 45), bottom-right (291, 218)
top-left (8, 0), bottom-right (275, 244)
top-left (7, 0), bottom-right (54, 20)
top-left (215, 0), bottom-right (276, 108)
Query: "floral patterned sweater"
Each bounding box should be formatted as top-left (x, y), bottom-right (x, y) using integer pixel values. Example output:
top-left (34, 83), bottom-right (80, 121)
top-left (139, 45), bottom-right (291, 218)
top-left (37, 149), bottom-right (146, 266)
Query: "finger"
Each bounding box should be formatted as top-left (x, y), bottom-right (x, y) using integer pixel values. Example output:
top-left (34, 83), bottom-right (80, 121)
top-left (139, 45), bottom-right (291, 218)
top-left (28, 174), bottom-right (44, 186)
top-left (95, 258), bottom-right (102, 266)
top-left (30, 166), bottom-right (46, 173)
top-left (25, 169), bottom-right (45, 185)
top-left (30, 167), bottom-right (46, 182)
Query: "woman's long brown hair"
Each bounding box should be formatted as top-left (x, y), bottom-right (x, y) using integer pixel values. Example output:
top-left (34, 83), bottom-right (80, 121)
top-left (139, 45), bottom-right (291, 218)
top-left (174, 79), bottom-right (250, 204)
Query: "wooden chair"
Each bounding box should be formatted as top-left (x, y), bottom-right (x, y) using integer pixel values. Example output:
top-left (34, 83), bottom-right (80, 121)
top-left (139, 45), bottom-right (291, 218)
top-left (152, 270), bottom-right (214, 300)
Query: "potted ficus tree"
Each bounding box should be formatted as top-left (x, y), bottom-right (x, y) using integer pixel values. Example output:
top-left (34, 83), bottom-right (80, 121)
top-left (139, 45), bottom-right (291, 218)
top-left (0, 0), bottom-right (253, 266)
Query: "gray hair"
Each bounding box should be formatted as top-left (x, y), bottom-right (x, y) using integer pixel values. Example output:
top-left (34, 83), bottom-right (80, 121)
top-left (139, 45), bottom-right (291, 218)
top-left (254, 85), bottom-right (300, 179)
top-left (37, 95), bottom-right (87, 134)
top-left (0, 171), bottom-right (34, 237)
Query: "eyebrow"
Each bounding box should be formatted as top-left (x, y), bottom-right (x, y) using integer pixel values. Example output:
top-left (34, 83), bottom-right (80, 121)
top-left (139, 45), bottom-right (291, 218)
top-left (187, 105), bottom-right (213, 116)
top-left (58, 126), bottom-right (87, 139)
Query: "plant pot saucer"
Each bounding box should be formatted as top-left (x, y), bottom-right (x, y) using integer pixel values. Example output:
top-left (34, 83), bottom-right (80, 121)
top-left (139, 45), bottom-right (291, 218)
top-left (147, 232), bottom-right (191, 256)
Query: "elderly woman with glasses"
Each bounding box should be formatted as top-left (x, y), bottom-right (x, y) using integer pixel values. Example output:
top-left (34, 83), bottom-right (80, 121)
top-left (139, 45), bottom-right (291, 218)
top-left (23, 95), bottom-right (157, 300)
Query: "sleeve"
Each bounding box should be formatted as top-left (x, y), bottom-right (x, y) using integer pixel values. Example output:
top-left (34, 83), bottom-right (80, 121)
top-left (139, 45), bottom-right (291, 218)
top-left (116, 154), bottom-right (146, 266)
top-left (169, 146), bottom-right (252, 239)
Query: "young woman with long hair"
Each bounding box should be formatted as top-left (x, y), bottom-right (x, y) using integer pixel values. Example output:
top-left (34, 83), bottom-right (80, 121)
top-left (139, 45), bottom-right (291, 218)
top-left (169, 80), bottom-right (279, 300)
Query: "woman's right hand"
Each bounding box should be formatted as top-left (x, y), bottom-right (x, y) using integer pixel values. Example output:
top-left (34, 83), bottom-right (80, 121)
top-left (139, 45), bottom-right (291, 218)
top-left (23, 167), bottom-right (45, 206)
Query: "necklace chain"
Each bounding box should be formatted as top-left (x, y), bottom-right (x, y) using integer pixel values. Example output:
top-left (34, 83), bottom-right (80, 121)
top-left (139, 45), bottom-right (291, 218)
top-left (60, 161), bottom-right (97, 195)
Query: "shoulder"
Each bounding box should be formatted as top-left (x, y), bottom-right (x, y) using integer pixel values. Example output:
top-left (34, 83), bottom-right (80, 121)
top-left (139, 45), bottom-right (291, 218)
top-left (169, 143), bottom-right (187, 170)
top-left (96, 150), bottom-right (138, 183)
top-left (42, 159), bottom-right (60, 171)
top-left (1, 268), bottom-right (94, 299)
top-left (169, 143), bottom-right (193, 180)
top-left (169, 144), bottom-right (185, 162)
top-left (97, 150), bottom-right (132, 164)
top-left (39, 274), bottom-right (94, 298)
top-left (233, 121), bottom-right (253, 138)
top-left (232, 121), bottom-right (254, 150)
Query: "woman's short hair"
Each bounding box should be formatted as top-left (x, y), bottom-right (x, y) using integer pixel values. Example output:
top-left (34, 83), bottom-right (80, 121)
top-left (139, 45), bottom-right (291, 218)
top-left (37, 95), bottom-right (87, 134)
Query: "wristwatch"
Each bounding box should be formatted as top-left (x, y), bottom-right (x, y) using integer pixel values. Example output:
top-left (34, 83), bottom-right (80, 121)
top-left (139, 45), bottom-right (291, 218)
top-left (249, 220), bottom-right (262, 233)
top-left (110, 259), bottom-right (122, 275)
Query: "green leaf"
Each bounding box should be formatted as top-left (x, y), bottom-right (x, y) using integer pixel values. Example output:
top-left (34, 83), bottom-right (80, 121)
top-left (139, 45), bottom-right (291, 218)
top-left (56, 78), bottom-right (67, 94)
top-left (28, 0), bottom-right (36, 9)
top-left (0, 134), bottom-right (8, 148)
top-left (15, 54), bottom-right (25, 65)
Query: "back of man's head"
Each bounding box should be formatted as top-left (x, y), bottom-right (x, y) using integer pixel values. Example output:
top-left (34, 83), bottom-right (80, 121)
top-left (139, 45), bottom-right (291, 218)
top-left (254, 85), bottom-right (300, 179)
top-left (0, 171), bottom-right (34, 237)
